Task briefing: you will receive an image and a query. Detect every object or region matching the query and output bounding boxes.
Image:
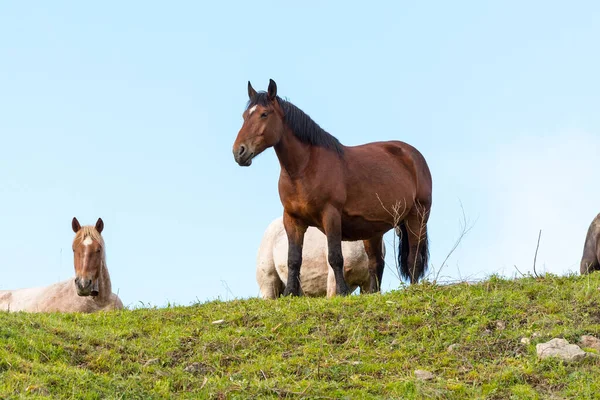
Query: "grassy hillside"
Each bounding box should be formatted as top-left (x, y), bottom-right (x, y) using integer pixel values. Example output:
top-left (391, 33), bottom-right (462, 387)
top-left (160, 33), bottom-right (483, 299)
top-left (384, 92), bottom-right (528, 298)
top-left (1, 274), bottom-right (600, 399)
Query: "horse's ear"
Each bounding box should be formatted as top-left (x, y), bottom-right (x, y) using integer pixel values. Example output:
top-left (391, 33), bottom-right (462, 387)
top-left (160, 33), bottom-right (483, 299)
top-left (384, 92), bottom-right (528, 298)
top-left (72, 217), bottom-right (81, 233)
top-left (267, 79), bottom-right (277, 101)
top-left (95, 218), bottom-right (104, 234)
top-left (248, 81), bottom-right (257, 100)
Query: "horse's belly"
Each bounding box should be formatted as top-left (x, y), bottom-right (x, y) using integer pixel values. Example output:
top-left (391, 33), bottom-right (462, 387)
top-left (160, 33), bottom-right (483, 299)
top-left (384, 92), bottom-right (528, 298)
top-left (340, 214), bottom-right (392, 241)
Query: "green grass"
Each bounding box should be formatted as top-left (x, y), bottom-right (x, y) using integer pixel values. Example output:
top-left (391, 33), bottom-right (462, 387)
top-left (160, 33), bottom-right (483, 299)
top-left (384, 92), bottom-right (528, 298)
top-left (2, 273), bottom-right (600, 399)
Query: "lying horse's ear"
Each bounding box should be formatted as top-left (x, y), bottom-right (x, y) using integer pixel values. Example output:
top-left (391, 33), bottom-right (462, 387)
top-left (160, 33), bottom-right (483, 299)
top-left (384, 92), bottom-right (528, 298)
top-left (95, 218), bottom-right (104, 234)
top-left (72, 217), bottom-right (81, 233)
top-left (248, 81), bottom-right (257, 100)
top-left (267, 79), bottom-right (277, 101)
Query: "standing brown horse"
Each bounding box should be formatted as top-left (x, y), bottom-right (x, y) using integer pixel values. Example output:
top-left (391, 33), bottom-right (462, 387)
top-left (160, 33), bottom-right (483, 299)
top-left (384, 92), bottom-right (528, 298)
top-left (233, 79), bottom-right (432, 296)
top-left (581, 213), bottom-right (600, 274)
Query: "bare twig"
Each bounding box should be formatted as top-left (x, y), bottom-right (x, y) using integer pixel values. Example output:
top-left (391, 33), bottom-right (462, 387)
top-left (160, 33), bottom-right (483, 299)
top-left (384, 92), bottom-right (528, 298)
top-left (532, 230), bottom-right (542, 278)
top-left (220, 280), bottom-right (235, 300)
top-left (513, 264), bottom-right (526, 278)
top-left (432, 201), bottom-right (475, 283)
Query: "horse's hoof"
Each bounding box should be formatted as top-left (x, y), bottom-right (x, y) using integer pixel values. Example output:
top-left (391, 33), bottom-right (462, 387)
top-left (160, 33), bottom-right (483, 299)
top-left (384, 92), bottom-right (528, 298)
top-left (282, 288), bottom-right (300, 297)
top-left (337, 286), bottom-right (352, 296)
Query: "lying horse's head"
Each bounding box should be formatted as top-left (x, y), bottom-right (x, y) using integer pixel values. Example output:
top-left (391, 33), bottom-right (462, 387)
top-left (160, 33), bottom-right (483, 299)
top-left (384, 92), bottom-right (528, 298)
top-left (71, 217), bottom-right (105, 297)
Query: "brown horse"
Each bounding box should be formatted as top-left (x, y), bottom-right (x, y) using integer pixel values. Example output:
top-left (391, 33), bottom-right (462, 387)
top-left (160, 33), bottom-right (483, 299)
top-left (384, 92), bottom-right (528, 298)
top-left (0, 218), bottom-right (123, 312)
top-left (233, 79), bottom-right (432, 296)
top-left (581, 213), bottom-right (600, 274)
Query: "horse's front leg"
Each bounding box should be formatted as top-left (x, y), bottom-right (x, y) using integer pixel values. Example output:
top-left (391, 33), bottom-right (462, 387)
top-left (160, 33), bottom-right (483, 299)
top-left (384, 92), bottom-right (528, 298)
top-left (322, 207), bottom-right (351, 296)
top-left (282, 212), bottom-right (307, 297)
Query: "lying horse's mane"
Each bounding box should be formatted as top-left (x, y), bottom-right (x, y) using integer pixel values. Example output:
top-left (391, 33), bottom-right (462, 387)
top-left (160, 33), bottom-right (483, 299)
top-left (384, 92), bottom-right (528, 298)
top-left (248, 92), bottom-right (344, 156)
top-left (73, 226), bottom-right (104, 248)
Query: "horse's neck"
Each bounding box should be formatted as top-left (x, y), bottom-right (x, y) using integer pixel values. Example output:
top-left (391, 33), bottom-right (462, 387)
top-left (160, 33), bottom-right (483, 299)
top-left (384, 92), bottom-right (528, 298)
top-left (95, 256), bottom-right (112, 303)
top-left (274, 127), bottom-right (312, 178)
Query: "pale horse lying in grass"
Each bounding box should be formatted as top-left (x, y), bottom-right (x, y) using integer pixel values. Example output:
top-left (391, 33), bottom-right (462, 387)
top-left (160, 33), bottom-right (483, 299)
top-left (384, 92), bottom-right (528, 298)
top-left (0, 218), bottom-right (123, 312)
top-left (256, 217), bottom-right (386, 298)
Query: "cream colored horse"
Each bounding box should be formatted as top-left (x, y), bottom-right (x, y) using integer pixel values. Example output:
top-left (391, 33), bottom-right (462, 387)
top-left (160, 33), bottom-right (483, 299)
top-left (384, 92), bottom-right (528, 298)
top-left (256, 217), bottom-right (386, 298)
top-left (0, 218), bottom-right (123, 313)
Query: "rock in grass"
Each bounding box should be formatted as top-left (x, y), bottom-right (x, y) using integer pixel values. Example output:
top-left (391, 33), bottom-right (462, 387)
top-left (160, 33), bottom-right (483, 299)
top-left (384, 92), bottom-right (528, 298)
top-left (414, 369), bottom-right (435, 381)
top-left (536, 338), bottom-right (586, 362)
top-left (184, 362), bottom-right (212, 375)
top-left (580, 335), bottom-right (600, 351)
top-left (447, 343), bottom-right (460, 352)
top-left (520, 337), bottom-right (531, 345)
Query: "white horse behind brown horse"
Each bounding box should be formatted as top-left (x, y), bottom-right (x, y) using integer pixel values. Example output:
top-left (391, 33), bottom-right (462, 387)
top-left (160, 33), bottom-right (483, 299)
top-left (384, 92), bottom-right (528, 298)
top-left (0, 218), bottom-right (123, 313)
top-left (256, 217), bottom-right (386, 299)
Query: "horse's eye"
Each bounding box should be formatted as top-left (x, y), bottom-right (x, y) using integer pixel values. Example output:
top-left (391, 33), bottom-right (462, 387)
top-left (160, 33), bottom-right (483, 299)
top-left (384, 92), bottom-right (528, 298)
top-left (260, 112), bottom-right (268, 118)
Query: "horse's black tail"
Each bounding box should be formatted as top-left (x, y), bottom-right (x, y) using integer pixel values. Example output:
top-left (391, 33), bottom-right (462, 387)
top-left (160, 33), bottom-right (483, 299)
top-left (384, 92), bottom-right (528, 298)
top-left (397, 222), bottom-right (410, 281)
top-left (397, 222), bottom-right (429, 283)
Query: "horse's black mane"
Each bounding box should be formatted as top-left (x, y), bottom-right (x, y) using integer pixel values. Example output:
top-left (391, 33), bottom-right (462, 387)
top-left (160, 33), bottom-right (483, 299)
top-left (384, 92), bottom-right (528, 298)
top-left (248, 92), bottom-right (344, 156)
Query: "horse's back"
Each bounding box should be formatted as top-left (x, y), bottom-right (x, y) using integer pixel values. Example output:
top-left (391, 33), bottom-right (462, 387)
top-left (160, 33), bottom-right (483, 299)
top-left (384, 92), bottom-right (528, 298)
top-left (0, 281), bottom-right (123, 313)
top-left (346, 140), bottom-right (431, 198)
top-left (0, 284), bottom-right (57, 312)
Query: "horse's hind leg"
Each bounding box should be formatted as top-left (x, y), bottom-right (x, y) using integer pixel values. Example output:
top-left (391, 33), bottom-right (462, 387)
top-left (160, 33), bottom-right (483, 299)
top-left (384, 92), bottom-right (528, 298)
top-left (363, 235), bottom-right (385, 293)
top-left (580, 245), bottom-right (600, 274)
top-left (581, 258), bottom-right (599, 274)
top-left (403, 204), bottom-right (430, 284)
top-left (580, 233), bottom-right (600, 274)
top-left (256, 266), bottom-right (285, 299)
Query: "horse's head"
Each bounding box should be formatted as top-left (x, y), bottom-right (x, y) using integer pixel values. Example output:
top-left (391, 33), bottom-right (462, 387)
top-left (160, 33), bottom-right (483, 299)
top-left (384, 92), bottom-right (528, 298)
top-left (71, 217), bottom-right (105, 297)
top-left (233, 79), bottom-right (285, 166)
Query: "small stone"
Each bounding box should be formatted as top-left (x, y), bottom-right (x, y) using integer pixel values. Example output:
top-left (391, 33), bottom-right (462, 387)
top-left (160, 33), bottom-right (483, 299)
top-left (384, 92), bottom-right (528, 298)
top-left (532, 332), bottom-right (542, 338)
top-left (414, 369), bottom-right (435, 381)
top-left (521, 337), bottom-right (531, 345)
top-left (496, 321), bottom-right (506, 330)
top-left (536, 338), bottom-right (586, 362)
top-left (184, 362), bottom-right (202, 373)
top-left (580, 335), bottom-right (600, 351)
top-left (447, 343), bottom-right (460, 352)
top-left (212, 319), bottom-right (225, 325)
top-left (184, 362), bottom-right (212, 375)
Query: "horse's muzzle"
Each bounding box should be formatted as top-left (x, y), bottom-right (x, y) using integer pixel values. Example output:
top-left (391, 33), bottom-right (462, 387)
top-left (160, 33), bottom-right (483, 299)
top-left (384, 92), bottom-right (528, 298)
top-left (233, 145), bottom-right (253, 167)
top-left (75, 277), bottom-right (98, 297)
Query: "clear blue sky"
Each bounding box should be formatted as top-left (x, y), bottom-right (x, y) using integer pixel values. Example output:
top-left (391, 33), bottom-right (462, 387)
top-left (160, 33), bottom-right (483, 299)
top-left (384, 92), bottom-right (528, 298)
top-left (1, 2), bottom-right (598, 307)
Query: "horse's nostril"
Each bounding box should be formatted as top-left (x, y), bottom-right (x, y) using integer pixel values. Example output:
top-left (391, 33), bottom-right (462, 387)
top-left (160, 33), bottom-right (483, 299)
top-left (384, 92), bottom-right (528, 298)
top-left (239, 145), bottom-right (246, 156)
